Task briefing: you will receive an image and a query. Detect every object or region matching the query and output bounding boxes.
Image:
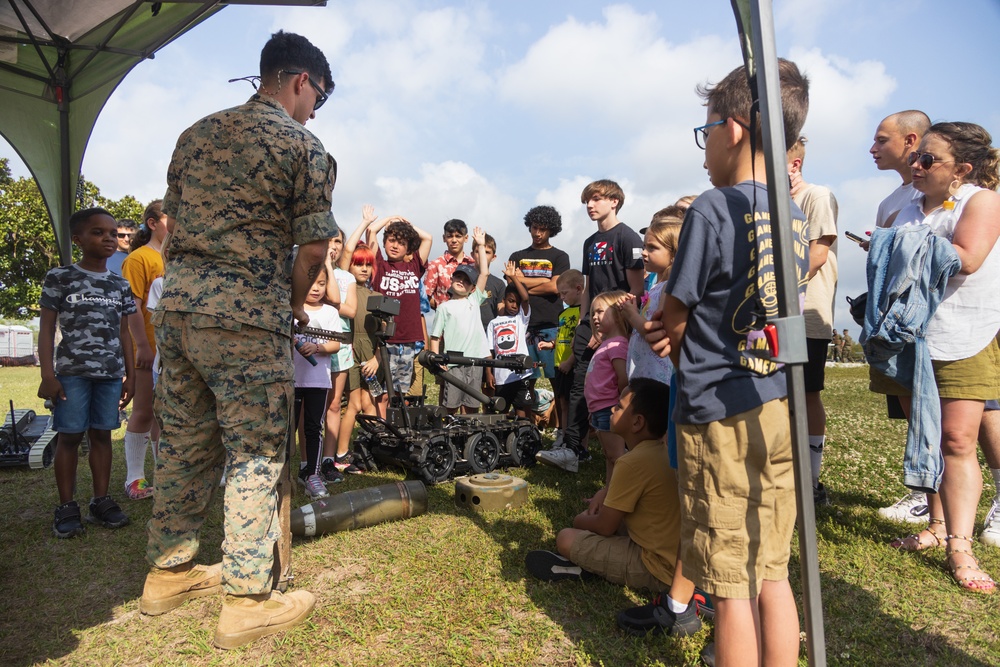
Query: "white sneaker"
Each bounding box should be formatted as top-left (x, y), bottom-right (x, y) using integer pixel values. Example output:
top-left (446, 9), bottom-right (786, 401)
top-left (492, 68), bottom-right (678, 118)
top-left (981, 497), bottom-right (1000, 547)
top-left (877, 492), bottom-right (929, 523)
top-left (302, 474), bottom-right (329, 500)
top-left (536, 447), bottom-right (578, 473)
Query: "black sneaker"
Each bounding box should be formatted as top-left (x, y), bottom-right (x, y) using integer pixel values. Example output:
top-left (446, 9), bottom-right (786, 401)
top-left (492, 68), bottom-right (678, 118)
top-left (53, 501), bottom-right (85, 539)
top-left (334, 453), bottom-right (363, 475)
top-left (814, 482), bottom-right (830, 507)
top-left (524, 550), bottom-right (596, 582)
top-left (616, 596), bottom-right (702, 637)
top-left (87, 495), bottom-right (130, 529)
top-left (320, 459), bottom-right (344, 484)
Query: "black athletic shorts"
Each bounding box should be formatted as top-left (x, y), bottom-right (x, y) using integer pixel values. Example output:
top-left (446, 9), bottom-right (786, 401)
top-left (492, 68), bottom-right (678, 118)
top-left (804, 338), bottom-right (830, 393)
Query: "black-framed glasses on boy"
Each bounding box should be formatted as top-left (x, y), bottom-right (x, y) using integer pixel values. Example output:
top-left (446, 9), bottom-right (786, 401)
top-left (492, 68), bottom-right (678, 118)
top-left (227, 70), bottom-right (333, 111)
top-left (694, 120), bottom-right (725, 150)
top-left (908, 151), bottom-right (953, 170)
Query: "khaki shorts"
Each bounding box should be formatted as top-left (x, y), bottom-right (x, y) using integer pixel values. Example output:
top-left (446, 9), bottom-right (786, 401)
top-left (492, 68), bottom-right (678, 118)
top-left (677, 398), bottom-right (795, 599)
top-left (570, 531), bottom-right (670, 592)
top-left (933, 334), bottom-right (1000, 400)
top-left (869, 366), bottom-right (911, 396)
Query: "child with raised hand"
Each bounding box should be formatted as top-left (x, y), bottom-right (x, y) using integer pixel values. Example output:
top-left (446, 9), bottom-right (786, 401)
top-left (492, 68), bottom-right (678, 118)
top-left (428, 226), bottom-right (491, 415)
top-left (120, 199), bottom-right (165, 500)
top-left (319, 231), bottom-right (354, 483)
top-left (38, 207), bottom-right (137, 538)
top-left (293, 267), bottom-right (341, 499)
top-left (485, 261), bottom-right (534, 417)
top-left (335, 208), bottom-right (387, 473)
top-left (585, 290), bottom-right (632, 483)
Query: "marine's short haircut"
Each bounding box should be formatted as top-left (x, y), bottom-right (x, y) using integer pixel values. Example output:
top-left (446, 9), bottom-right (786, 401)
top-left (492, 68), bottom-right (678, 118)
top-left (556, 268), bottom-right (584, 289)
top-left (69, 207), bottom-right (113, 236)
top-left (260, 30), bottom-right (334, 93)
top-left (888, 110), bottom-right (931, 139)
top-left (443, 219), bottom-right (468, 236)
top-left (384, 220), bottom-right (420, 253)
top-left (697, 58), bottom-right (809, 151)
top-left (523, 205), bottom-right (563, 236)
top-left (580, 179), bottom-right (625, 213)
top-left (627, 377), bottom-right (671, 438)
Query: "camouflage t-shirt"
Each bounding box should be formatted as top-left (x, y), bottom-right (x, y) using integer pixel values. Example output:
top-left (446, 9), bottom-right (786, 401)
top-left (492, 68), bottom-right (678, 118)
top-left (158, 94), bottom-right (339, 335)
top-left (39, 265), bottom-right (137, 379)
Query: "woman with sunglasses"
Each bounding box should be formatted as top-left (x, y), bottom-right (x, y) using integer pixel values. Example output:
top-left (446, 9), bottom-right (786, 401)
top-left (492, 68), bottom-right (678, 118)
top-left (885, 122), bottom-right (1000, 594)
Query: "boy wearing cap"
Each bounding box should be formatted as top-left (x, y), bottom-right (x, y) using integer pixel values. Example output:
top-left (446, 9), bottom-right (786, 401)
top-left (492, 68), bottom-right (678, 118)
top-left (429, 227), bottom-right (490, 414)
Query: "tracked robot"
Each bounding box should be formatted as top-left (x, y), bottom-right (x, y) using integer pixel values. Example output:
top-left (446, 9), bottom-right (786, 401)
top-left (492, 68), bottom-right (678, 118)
top-left (298, 295), bottom-right (543, 484)
top-left (0, 400), bottom-right (57, 469)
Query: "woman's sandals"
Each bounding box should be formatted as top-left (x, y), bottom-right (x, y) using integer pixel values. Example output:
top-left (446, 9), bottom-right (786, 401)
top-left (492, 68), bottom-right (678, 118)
top-left (946, 535), bottom-right (996, 594)
top-left (890, 518), bottom-right (947, 552)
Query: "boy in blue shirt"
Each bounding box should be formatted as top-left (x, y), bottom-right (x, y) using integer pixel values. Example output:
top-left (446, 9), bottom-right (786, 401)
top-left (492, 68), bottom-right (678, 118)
top-left (654, 60), bottom-right (810, 666)
top-left (38, 207), bottom-right (138, 538)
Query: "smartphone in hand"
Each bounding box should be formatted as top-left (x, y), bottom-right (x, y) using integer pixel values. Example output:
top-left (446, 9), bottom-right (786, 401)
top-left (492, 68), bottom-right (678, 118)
top-left (844, 231), bottom-right (866, 245)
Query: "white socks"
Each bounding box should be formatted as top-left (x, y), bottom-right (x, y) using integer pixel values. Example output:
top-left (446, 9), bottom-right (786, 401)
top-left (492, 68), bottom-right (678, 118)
top-left (124, 430), bottom-right (150, 485)
top-left (666, 594), bottom-right (688, 613)
top-left (808, 435), bottom-right (825, 488)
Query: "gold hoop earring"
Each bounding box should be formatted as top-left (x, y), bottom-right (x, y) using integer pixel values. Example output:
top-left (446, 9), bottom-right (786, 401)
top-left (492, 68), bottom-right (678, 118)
top-left (948, 179), bottom-right (962, 197)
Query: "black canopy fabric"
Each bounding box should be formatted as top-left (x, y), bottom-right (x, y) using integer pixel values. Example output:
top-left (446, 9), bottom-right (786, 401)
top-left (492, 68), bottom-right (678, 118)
top-left (0, 0), bottom-right (324, 263)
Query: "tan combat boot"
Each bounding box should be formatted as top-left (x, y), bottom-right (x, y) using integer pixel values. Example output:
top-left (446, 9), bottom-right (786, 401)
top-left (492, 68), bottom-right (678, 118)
top-left (213, 589), bottom-right (316, 650)
top-left (140, 562), bottom-right (223, 616)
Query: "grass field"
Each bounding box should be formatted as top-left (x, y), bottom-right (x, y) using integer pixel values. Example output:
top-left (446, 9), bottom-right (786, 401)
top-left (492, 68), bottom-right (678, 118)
top-left (0, 365), bottom-right (997, 666)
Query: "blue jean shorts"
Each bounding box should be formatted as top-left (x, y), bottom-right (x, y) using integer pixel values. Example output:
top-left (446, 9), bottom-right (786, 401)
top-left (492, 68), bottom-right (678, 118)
top-left (589, 406), bottom-right (613, 432)
top-left (52, 375), bottom-right (122, 433)
top-left (528, 327), bottom-right (558, 379)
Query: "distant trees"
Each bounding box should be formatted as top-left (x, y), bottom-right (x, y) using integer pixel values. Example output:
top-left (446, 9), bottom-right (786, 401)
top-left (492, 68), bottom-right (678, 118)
top-left (0, 158), bottom-right (146, 318)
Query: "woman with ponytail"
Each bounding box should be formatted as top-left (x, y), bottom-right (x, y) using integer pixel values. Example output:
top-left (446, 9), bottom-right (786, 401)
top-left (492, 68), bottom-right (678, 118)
top-left (885, 122), bottom-right (1000, 595)
top-left (120, 199), bottom-right (168, 499)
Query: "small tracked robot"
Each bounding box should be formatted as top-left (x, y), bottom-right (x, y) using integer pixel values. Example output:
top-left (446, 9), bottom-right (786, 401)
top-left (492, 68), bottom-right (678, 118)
top-left (0, 400), bottom-right (57, 469)
top-left (299, 295), bottom-right (543, 484)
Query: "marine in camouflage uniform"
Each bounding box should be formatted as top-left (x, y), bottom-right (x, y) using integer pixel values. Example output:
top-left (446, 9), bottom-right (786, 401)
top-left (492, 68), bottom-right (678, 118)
top-left (146, 78), bottom-right (338, 594)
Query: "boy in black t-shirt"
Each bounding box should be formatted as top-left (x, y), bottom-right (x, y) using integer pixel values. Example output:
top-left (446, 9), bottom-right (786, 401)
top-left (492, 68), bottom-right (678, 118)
top-left (547, 180), bottom-right (644, 471)
top-left (38, 207), bottom-right (138, 538)
top-left (508, 205), bottom-right (571, 388)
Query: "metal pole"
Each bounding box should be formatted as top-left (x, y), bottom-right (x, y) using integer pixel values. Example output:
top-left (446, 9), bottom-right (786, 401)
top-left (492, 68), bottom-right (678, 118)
top-left (747, 1), bottom-right (826, 665)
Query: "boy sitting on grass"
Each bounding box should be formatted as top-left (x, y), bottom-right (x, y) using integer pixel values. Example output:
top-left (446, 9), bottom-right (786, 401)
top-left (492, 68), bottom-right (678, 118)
top-left (428, 226), bottom-right (490, 414)
top-left (38, 207), bottom-right (139, 538)
top-left (525, 379), bottom-right (695, 631)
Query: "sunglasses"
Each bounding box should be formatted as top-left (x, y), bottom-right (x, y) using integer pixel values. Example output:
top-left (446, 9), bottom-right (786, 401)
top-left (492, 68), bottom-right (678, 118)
top-left (117, 233), bottom-right (134, 239)
top-left (282, 70), bottom-right (330, 111)
top-left (908, 151), bottom-right (953, 170)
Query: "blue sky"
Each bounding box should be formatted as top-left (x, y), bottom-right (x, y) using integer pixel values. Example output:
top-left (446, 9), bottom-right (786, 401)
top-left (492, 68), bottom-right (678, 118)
top-left (3, 0), bottom-right (1000, 333)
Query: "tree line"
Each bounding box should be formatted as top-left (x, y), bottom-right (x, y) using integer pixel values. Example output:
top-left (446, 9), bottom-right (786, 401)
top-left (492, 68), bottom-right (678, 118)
top-left (0, 158), bottom-right (145, 319)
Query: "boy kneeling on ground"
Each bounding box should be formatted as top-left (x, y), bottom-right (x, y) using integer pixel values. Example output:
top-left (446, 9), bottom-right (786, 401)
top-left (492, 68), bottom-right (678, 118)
top-left (525, 378), bottom-right (701, 635)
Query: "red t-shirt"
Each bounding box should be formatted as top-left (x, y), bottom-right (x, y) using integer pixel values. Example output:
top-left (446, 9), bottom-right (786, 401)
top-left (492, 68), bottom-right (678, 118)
top-left (371, 248), bottom-right (426, 344)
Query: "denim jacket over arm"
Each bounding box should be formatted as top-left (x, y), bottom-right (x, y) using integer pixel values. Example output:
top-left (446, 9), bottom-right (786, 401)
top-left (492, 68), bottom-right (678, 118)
top-left (861, 225), bottom-right (961, 493)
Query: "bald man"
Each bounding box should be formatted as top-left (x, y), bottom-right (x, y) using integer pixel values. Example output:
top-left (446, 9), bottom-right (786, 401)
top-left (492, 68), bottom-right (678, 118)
top-left (870, 110), bottom-right (931, 228)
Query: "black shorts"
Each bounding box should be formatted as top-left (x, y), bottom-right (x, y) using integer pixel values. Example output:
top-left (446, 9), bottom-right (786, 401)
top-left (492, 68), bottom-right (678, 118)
top-left (552, 368), bottom-right (574, 396)
top-left (496, 378), bottom-right (536, 412)
top-left (804, 338), bottom-right (830, 393)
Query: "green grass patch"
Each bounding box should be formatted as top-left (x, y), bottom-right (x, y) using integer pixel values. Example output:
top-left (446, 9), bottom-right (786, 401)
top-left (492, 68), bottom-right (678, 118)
top-left (0, 365), bottom-right (997, 666)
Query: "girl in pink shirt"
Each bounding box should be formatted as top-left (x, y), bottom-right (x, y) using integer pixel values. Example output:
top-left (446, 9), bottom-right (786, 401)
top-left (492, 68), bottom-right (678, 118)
top-left (585, 290), bottom-right (631, 483)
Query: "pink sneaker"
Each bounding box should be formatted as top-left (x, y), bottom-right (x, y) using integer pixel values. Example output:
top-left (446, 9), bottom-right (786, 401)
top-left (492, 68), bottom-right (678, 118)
top-left (125, 478), bottom-right (154, 500)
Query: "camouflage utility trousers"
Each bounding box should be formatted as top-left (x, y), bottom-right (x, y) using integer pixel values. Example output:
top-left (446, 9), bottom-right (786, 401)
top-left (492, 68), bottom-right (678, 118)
top-left (147, 311), bottom-right (293, 595)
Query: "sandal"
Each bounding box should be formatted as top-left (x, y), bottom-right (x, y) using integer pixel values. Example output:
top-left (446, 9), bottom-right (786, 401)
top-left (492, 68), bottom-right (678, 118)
top-left (890, 517), bottom-right (946, 552)
top-left (946, 535), bottom-right (996, 594)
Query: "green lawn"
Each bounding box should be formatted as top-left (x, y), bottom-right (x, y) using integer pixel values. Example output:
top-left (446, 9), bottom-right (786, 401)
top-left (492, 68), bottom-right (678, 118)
top-left (0, 365), bottom-right (997, 666)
